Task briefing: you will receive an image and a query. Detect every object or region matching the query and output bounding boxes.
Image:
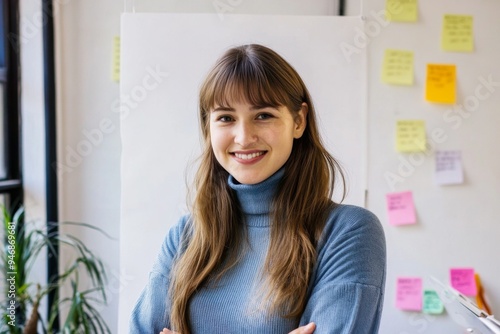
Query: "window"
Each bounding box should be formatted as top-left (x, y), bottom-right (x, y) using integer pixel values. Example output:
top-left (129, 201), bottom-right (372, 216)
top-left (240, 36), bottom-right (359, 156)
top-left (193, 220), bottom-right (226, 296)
top-left (0, 0), bottom-right (22, 212)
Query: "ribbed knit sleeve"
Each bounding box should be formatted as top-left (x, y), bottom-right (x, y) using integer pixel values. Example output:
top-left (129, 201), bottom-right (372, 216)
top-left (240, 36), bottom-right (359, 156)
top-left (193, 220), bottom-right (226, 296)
top-left (299, 205), bottom-right (386, 334)
top-left (129, 215), bottom-right (190, 334)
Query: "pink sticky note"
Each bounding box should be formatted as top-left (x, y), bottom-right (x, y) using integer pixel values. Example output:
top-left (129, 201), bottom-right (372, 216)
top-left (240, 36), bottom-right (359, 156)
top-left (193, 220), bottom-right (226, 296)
top-left (386, 191), bottom-right (416, 225)
top-left (396, 277), bottom-right (423, 311)
top-left (450, 268), bottom-right (477, 296)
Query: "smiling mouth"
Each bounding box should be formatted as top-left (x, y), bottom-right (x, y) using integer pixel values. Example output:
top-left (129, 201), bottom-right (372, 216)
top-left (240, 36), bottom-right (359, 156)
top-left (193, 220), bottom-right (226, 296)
top-left (233, 151), bottom-right (266, 160)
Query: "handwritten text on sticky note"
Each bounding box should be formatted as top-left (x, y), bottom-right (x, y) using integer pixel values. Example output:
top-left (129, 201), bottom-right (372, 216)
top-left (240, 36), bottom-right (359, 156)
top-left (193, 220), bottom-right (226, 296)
top-left (425, 64), bottom-right (456, 104)
top-left (435, 150), bottom-right (464, 185)
top-left (382, 49), bottom-right (414, 85)
top-left (386, 191), bottom-right (416, 226)
top-left (396, 120), bottom-right (426, 153)
top-left (396, 277), bottom-right (422, 311)
top-left (423, 289), bottom-right (444, 314)
top-left (385, 0), bottom-right (418, 22)
top-left (442, 15), bottom-right (474, 52)
top-left (450, 268), bottom-right (477, 296)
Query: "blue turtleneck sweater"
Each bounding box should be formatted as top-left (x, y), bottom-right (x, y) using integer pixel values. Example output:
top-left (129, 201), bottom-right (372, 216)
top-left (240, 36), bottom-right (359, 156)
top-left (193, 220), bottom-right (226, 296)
top-left (130, 169), bottom-right (386, 333)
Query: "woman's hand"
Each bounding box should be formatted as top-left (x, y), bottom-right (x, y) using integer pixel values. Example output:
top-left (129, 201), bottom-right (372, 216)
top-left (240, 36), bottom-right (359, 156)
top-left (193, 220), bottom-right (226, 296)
top-left (160, 329), bottom-right (177, 334)
top-left (288, 322), bottom-right (316, 334)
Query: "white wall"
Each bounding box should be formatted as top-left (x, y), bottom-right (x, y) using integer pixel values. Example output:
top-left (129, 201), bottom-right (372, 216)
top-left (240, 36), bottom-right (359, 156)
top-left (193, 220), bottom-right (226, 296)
top-left (123, 0), bottom-right (339, 15)
top-left (20, 1), bottom-right (46, 224)
top-left (19, 0), bottom-right (125, 331)
top-left (19, 0), bottom-right (48, 325)
top-left (362, 1), bottom-right (500, 333)
top-left (346, 0), bottom-right (362, 16)
top-left (54, 0), bottom-right (122, 332)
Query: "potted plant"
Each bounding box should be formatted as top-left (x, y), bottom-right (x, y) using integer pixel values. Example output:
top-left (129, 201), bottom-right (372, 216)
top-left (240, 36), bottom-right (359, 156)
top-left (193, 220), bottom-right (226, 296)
top-left (0, 205), bottom-right (111, 333)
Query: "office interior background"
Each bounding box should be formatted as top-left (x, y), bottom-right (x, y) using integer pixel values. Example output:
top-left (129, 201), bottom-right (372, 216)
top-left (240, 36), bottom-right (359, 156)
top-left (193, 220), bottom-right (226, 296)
top-left (3, 0), bottom-right (499, 333)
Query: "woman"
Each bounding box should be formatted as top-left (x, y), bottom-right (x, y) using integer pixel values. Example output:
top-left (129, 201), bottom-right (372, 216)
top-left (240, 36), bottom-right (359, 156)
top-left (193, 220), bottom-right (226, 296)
top-left (130, 44), bottom-right (386, 334)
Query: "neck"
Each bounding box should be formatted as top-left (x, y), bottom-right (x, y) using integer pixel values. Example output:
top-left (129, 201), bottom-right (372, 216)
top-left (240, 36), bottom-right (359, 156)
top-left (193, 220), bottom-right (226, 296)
top-left (228, 168), bottom-right (285, 216)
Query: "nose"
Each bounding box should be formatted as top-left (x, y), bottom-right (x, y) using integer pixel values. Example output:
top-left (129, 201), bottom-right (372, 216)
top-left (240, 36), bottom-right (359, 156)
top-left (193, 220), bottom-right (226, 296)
top-left (234, 121), bottom-right (257, 147)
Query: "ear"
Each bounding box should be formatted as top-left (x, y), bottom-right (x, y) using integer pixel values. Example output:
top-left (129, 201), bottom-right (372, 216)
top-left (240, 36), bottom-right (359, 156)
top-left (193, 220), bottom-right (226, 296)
top-left (293, 102), bottom-right (308, 139)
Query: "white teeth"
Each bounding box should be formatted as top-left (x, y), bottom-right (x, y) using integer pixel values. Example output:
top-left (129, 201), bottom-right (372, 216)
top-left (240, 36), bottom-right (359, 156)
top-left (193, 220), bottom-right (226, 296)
top-left (234, 152), bottom-right (265, 160)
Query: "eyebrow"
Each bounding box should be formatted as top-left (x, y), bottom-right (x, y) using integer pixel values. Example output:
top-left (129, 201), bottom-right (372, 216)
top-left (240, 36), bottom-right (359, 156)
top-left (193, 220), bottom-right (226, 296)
top-left (212, 105), bottom-right (278, 112)
top-left (212, 106), bottom-right (235, 112)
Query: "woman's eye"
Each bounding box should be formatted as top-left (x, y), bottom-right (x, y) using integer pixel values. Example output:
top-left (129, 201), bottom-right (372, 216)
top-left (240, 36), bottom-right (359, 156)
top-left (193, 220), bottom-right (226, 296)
top-left (217, 115), bottom-right (233, 122)
top-left (256, 113), bottom-right (273, 120)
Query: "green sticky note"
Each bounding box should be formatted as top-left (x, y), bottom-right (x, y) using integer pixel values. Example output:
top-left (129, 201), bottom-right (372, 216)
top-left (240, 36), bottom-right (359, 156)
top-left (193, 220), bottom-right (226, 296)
top-left (441, 15), bottom-right (474, 52)
top-left (423, 289), bottom-right (444, 314)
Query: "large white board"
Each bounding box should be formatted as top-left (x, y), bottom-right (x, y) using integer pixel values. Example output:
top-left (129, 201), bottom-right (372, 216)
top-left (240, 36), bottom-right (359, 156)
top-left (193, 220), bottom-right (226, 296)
top-left (363, 1), bottom-right (500, 333)
top-left (119, 13), bottom-right (367, 331)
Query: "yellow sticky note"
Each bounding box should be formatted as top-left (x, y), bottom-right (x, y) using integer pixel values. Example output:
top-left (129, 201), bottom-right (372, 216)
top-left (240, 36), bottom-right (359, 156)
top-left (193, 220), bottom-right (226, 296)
top-left (442, 15), bottom-right (474, 52)
top-left (385, 0), bottom-right (418, 22)
top-left (381, 49), bottom-right (414, 85)
top-left (396, 120), bottom-right (426, 152)
top-left (425, 64), bottom-right (456, 104)
top-left (112, 36), bottom-right (121, 82)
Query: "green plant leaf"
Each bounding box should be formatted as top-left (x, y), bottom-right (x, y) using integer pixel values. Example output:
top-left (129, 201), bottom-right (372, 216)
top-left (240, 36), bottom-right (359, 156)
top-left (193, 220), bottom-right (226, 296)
top-left (0, 205), bottom-right (112, 333)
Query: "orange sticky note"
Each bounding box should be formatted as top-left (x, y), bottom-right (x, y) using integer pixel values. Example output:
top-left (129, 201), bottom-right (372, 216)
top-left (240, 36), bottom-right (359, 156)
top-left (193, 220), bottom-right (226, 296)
top-left (386, 191), bottom-right (416, 226)
top-left (396, 277), bottom-right (423, 311)
top-left (450, 268), bottom-right (477, 296)
top-left (425, 64), bottom-right (456, 104)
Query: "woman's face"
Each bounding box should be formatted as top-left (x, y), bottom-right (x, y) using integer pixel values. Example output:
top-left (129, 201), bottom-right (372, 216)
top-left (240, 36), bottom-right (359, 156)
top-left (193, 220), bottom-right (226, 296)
top-left (210, 101), bottom-right (307, 184)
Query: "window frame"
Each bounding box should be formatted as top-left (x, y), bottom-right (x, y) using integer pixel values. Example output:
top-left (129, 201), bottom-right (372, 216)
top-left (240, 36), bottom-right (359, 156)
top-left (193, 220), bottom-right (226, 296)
top-left (0, 0), bottom-right (22, 211)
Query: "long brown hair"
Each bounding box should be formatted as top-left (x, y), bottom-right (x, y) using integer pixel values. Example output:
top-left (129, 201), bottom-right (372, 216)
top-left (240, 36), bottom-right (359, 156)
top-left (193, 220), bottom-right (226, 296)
top-left (169, 44), bottom-right (345, 333)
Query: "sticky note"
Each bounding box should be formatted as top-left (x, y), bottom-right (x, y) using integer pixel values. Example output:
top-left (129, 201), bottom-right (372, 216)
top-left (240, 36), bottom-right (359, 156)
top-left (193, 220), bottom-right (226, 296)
top-left (442, 15), bottom-right (474, 52)
top-left (385, 0), bottom-right (418, 22)
top-left (381, 49), bottom-right (414, 85)
top-left (435, 150), bottom-right (464, 185)
top-left (425, 64), bottom-right (456, 104)
top-left (386, 191), bottom-right (416, 226)
top-left (112, 36), bottom-right (121, 82)
top-left (396, 277), bottom-right (422, 311)
top-left (423, 289), bottom-right (444, 314)
top-left (450, 268), bottom-right (477, 296)
top-left (396, 120), bottom-right (426, 153)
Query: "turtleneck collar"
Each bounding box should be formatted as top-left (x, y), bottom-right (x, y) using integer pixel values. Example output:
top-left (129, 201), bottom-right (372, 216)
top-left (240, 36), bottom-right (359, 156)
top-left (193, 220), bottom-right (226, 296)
top-left (228, 168), bottom-right (285, 216)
